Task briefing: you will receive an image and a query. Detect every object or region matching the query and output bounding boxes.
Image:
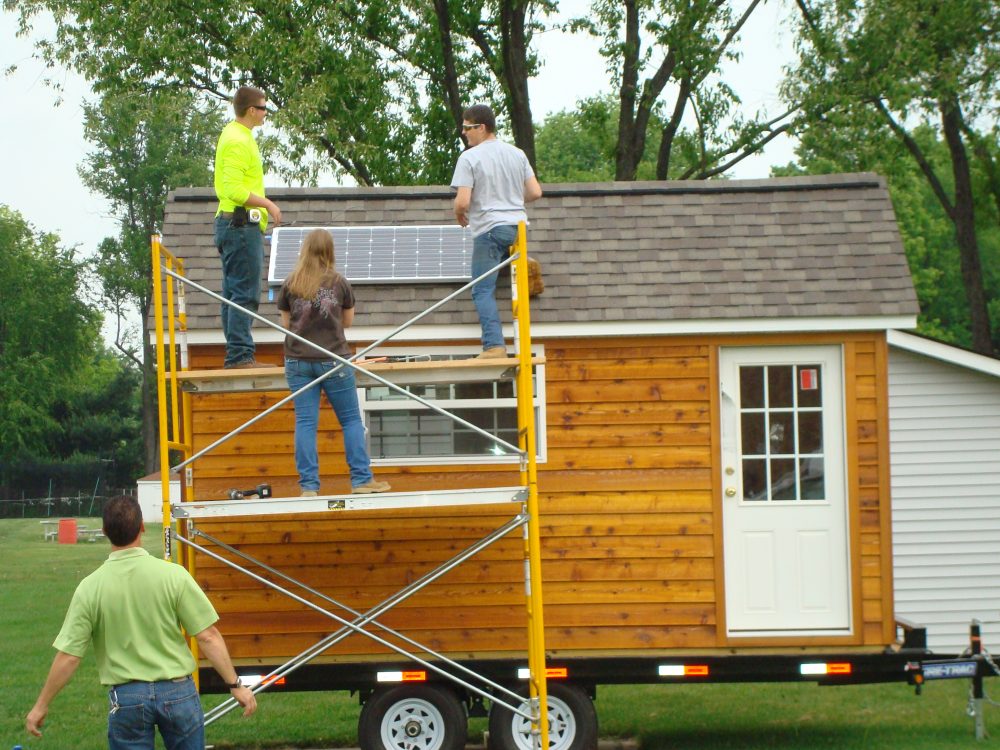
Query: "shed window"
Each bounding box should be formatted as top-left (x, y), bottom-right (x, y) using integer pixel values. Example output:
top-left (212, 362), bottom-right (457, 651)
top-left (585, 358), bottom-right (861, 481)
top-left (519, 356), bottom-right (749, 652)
top-left (358, 348), bottom-right (546, 466)
top-left (739, 364), bottom-right (825, 501)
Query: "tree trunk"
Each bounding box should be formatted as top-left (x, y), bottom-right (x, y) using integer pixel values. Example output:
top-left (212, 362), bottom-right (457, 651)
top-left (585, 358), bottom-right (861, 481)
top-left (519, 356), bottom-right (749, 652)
top-left (940, 95), bottom-right (993, 354)
top-left (499, 0), bottom-right (536, 169)
top-left (614, 0), bottom-right (641, 180)
top-left (656, 77), bottom-right (690, 179)
top-left (434, 0), bottom-right (465, 141)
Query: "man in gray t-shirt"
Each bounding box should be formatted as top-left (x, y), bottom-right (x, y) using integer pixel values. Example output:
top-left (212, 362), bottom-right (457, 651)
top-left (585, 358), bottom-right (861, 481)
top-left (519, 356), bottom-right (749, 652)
top-left (451, 104), bottom-right (542, 358)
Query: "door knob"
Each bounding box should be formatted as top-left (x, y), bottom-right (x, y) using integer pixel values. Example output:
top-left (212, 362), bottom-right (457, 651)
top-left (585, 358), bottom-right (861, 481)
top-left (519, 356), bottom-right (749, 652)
top-left (725, 487), bottom-right (737, 497)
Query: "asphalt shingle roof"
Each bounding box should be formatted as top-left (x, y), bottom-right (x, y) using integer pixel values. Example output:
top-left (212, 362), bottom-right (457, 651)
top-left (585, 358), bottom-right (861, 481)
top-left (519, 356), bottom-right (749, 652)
top-left (161, 172), bottom-right (918, 333)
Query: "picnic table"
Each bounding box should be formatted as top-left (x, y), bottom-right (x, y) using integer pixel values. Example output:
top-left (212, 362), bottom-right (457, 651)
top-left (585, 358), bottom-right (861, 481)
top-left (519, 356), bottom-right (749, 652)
top-left (40, 520), bottom-right (58, 541)
top-left (78, 528), bottom-right (106, 543)
top-left (40, 520), bottom-right (105, 543)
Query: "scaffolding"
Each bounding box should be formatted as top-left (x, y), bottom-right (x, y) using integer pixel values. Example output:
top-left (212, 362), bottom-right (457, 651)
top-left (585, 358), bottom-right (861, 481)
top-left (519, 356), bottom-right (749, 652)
top-left (151, 223), bottom-right (549, 748)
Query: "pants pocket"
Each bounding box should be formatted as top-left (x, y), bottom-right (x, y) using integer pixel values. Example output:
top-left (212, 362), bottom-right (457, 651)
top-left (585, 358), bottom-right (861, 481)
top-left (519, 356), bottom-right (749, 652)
top-left (108, 702), bottom-right (149, 745)
top-left (162, 690), bottom-right (204, 740)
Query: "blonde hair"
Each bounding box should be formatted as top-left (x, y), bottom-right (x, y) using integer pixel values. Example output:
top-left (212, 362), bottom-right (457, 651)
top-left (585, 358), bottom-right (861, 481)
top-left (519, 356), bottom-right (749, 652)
top-left (285, 229), bottom-right (337, 300)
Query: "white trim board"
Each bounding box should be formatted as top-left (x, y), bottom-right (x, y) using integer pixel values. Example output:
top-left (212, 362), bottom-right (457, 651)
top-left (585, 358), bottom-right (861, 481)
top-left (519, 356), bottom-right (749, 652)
top-left (887, 330), bottom-right (1000, 380)
top-left (184, 315), bottom-right (918, 346)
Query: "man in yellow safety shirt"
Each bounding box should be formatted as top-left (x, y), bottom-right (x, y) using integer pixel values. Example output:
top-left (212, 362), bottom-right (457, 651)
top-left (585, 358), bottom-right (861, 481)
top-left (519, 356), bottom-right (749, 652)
top-left (214, 85), bottom-right (283, 369)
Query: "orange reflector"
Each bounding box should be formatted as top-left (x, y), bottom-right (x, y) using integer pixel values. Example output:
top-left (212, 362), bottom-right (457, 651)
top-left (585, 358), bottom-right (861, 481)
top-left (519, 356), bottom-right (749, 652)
top-left (658, 664), bottom-right (710, 677)
top-left (377, 670), bottom-right (427, 683)
top-left (800, 662), bottom-right (852, 676)
top-left (517, 666), bottom-right (569, 679)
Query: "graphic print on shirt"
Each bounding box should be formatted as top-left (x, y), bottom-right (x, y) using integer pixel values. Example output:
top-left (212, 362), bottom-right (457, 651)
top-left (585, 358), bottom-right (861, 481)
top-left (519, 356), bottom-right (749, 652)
top-left (290, 288), bottom-right (340, 332)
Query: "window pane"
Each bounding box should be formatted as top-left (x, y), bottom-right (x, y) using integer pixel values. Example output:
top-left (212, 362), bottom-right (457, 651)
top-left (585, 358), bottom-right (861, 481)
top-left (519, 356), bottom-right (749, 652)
top-left (769, 412), bottom-right (795, 455)
top-left (742, 459), bottom-right (767, 501)
top-left (797, 364), bottom-right (822, 407)
top-left (771, 458), bottom-right (797, 500)
top-left (454, 381), bottom-right (496, 399)
top-left (800, 457), bottom-right (825, 499)
top-left (741, 412), bottom-right (766, 455)
top-left (740, 366), bottom-right (764, 408)
top-left (798, 412), bottom-right (823, 454)
top-left (768, 366), bottom-right (794, 408)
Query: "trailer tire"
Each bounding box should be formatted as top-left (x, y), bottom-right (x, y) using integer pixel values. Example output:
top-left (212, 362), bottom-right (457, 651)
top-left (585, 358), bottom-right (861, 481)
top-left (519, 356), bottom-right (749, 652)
top-left (488, 683), bottom-right (597, 750)
top-left (358, 684), bottom-right (467, 750)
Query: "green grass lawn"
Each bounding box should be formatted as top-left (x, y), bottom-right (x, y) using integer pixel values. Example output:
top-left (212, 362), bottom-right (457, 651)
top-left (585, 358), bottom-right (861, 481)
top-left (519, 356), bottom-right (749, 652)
top-left (1, 517), bottom-right (997, 749)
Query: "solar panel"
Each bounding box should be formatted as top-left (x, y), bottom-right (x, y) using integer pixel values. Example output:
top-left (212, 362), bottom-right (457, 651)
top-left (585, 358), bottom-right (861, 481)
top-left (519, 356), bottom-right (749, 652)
top-left (268, 225), bottom-right (475, 285)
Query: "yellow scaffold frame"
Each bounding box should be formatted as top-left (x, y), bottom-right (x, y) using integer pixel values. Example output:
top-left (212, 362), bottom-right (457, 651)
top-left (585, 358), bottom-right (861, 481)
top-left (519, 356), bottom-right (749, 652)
top-left (151, 223), bottom-right (549, 748)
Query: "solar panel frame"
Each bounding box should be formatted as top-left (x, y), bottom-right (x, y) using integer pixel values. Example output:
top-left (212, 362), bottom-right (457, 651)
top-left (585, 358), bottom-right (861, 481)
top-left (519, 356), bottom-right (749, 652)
top-left (268, 225), bottom-right (475, 285)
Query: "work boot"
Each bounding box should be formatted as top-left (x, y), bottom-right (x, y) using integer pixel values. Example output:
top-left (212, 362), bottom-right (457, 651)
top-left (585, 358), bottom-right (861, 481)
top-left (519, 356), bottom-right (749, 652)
top-left (475, 347), bottom-right (507, 359)
top-left (352, 479), bottom-right (391, 494)
top-left (224, 358), bottom-right (259, 369)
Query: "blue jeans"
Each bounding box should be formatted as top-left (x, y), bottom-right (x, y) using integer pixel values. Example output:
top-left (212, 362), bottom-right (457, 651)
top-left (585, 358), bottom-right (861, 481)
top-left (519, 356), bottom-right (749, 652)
top-left (285, 359), bottom-right (373, 490)
top-left (214, 215), bottom-right (263, 366)
top-left (471, 224), bottom-right (517, 350)
top-left (107, 676), bottom-right (203, 750)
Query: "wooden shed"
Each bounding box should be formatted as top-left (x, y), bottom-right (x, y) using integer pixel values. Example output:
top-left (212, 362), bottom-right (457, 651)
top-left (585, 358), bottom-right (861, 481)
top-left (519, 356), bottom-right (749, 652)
top-left (160, 172), bottom-right (919, 669)
top-left (888, 330), bottom-right (1000, 654)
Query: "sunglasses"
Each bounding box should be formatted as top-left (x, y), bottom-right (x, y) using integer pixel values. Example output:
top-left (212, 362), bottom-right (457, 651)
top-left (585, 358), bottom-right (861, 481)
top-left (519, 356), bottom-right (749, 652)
top-left (461, 123), bottom-right (483, 131)
top-left (252, 105), bottom-right (273, 114)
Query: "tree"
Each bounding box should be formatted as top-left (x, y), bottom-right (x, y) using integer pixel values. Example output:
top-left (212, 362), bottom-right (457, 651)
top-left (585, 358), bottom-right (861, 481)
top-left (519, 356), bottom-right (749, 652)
top-left (7, 0), bottom-right (553, 183)
top-left (79, 88), bottom-right (223, 473)
top-left (786, 0), bottom-right (1000, 354)
top-left (0, 206), bottom-right (102, 461)
top-left (776, 122), bottom-right (1000, 349)
top-left (535, 95), bottom-right (664, 181)
top-left (570, 0), bottom-right (796, 180)
top-left (0, 206), bottom-right (144, 497)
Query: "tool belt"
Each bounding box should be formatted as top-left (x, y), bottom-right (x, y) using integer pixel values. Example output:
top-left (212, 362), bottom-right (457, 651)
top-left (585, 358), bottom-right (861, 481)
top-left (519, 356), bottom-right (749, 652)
top-left (220, 206), bottom-right (262, 227)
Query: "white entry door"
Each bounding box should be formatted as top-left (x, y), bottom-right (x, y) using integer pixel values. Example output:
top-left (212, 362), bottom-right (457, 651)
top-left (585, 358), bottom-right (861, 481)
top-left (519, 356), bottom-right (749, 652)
top-left (720, 346), bottom-right (851, 634)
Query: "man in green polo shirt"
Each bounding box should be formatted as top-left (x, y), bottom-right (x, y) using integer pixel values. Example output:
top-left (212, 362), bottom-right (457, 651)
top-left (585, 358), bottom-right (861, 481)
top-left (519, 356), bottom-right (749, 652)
top-left (214, 85), bottom-right (283, 369)
top-left (25, 497), bottom-right (256, 749)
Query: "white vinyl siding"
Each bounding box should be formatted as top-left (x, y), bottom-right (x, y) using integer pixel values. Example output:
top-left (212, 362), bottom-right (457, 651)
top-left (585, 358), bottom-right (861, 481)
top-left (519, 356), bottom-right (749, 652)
top-left (889, 347), bottom-right (1000, 654)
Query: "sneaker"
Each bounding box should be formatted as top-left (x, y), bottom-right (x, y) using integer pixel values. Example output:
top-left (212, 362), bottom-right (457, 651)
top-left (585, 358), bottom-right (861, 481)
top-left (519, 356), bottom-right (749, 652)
top-left (224, 358), bottom-right (259, 369)
top-left (352, 479), bottom-right (391, 494)
top-left (475, 347), bottom-right (508, 360)
top-left (300, 490), bottom-right (319, 497)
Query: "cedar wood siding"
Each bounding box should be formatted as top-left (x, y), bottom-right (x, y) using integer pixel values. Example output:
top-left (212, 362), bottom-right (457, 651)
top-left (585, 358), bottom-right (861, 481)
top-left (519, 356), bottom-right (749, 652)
top-left (183, 329), bottom-right (894, 663)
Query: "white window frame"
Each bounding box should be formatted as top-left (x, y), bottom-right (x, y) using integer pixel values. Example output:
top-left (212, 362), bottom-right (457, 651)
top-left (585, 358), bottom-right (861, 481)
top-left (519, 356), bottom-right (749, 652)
top-left (357, 344), bottom-right (547, 467)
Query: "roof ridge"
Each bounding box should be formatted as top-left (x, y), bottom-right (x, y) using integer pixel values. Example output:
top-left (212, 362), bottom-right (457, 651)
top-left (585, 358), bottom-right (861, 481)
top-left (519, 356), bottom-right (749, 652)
top-left (169, 172), bottom-right (885, 203)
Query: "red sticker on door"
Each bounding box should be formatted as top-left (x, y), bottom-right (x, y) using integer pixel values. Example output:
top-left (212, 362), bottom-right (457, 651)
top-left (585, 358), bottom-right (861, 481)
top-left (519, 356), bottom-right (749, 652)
top-left (800, 368), bottom-right (818, 390)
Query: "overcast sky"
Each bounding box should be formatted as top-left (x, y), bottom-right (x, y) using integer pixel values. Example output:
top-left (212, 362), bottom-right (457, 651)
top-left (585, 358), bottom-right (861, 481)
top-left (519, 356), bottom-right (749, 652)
top-left (1, 1), bottom-right (797, 259)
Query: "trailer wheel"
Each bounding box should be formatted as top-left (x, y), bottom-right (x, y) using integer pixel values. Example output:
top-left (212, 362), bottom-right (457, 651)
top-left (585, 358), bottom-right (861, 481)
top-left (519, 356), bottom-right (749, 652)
top-left (358, 684), bottom-right (467, 750)
top-left (488, 683), bottom-right (597, 750)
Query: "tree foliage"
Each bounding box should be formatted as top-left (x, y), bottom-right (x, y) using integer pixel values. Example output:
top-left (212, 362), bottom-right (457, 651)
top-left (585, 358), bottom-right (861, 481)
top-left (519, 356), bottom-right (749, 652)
top-left (536, 95), bottom-right (662, 181)
top-left (0, 206), bottom-right (101, 460)
top-left (570, 0), bottom-right (796, 180)
top-left (785, 0), bottom-right (1000, 353)
top-left (6, 0), bottom-right (556, 184)
top-left (0, 206), bottom-right (142, 495)
top-left (79, 88), bottom-right (222, 472)
top-left (777, 122), bottom-right (1000, 349)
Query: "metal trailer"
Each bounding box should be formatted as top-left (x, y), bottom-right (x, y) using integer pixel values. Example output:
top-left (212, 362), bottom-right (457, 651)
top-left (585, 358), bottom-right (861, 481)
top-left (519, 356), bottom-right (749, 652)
top-left (194, 620), bottom-right (1000, 747)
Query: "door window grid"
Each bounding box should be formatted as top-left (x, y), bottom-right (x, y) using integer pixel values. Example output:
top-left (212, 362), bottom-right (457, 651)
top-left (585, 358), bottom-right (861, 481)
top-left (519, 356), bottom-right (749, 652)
top-left (358, 349), bottom-right (546, 465)
top-left (739, 364), bottom-right (825, 502)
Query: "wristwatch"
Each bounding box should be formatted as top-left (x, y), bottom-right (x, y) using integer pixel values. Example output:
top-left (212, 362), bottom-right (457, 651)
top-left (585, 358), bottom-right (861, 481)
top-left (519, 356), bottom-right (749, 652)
top-left (225, 676), bottom-right (243, 689)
